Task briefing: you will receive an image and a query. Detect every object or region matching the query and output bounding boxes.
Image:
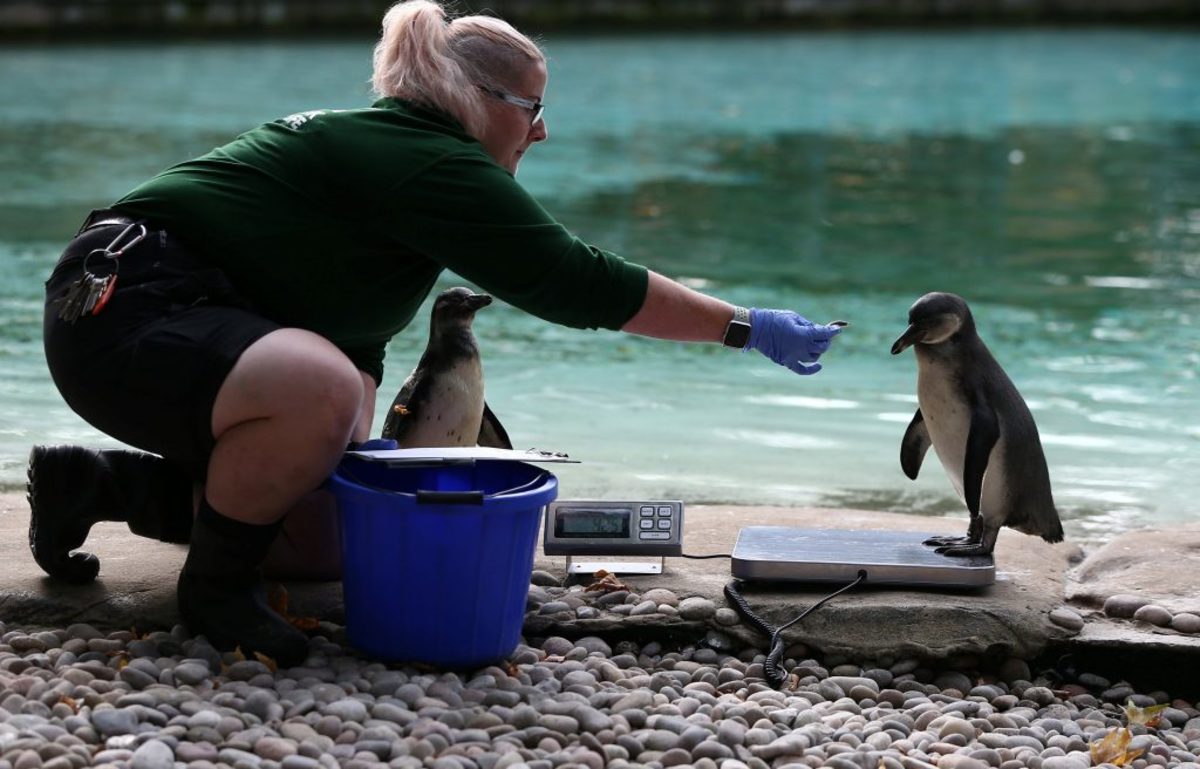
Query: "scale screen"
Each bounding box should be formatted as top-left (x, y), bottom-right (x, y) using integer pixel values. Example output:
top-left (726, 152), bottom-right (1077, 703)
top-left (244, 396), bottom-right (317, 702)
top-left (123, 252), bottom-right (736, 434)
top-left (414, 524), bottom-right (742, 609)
top-left (555, 509), bottom-right (631, 538)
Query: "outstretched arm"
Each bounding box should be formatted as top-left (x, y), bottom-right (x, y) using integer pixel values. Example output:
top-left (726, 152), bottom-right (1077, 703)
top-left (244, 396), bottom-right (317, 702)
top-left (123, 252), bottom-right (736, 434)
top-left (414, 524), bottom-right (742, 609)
top-left (621, 270), bottom-right (843, 375)
top-left (621, 270), bottom-right (733, 342)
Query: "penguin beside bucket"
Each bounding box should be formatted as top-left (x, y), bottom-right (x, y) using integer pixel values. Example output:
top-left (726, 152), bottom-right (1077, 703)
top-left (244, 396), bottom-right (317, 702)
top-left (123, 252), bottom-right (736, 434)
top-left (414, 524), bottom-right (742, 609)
top-left (890, 292), bottom-right (1063, 557)
top-left (382, 287), bottom-right (512, 449)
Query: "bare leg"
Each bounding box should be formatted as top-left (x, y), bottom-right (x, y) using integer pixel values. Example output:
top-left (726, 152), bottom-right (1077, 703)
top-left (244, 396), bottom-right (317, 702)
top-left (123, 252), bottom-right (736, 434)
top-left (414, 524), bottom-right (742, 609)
top-left (178, 329), bottom-right (366, 664)
top-left (207, 329), bottom-right (366, 522)
top-left (199, 367), bottom-right (374, 581)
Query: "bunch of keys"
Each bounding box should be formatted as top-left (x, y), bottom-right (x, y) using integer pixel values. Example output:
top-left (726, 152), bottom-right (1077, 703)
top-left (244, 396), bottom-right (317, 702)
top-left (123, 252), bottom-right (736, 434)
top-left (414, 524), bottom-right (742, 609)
top-left (57, 222), bottom-right (147, 324)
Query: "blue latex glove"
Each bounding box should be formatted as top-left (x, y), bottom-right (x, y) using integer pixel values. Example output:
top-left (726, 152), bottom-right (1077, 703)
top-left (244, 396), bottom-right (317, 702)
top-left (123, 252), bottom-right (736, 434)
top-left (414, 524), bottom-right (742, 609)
top-left (746, 308), bottom-right (842, 375)
top-left (348, 438), bottom-right (398, 451)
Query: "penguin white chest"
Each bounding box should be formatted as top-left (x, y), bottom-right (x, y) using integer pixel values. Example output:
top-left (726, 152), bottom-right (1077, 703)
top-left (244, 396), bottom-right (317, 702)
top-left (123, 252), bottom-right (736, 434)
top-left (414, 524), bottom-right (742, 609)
top-left (404, 359), bottom-right (485, 448)
top-left (917, 364), bottom-right (1008, 514)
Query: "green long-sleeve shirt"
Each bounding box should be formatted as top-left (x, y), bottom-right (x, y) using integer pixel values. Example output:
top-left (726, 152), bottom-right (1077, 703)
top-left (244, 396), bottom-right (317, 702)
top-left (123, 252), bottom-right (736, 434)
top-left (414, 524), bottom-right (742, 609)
top-left (114, 98), bottom-right (648, 384)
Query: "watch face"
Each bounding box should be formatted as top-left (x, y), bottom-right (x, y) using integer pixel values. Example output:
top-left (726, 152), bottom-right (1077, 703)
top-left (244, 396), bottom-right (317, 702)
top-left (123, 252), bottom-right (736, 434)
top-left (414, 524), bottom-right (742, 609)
top-left (724, 321), bottom-right (751, 348)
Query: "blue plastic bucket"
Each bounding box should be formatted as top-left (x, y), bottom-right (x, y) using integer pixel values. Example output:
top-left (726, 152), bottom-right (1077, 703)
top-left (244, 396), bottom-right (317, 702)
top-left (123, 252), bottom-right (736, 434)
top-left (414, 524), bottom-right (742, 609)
top-left (327, 456), bottom-right (557, 667)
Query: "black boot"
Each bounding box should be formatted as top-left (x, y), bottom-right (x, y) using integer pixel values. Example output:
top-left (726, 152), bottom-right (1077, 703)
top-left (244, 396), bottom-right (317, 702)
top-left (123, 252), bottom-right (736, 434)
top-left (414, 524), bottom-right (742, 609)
top-left (26, 445), bottom-right (195, 584)
top-left (177, 500), bottom-right (309, 667)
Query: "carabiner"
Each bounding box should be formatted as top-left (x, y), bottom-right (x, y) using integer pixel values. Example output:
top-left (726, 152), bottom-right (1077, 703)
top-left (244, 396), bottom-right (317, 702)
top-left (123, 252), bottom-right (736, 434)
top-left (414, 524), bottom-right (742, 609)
top-left (102, 222), bottom-right (148, 259)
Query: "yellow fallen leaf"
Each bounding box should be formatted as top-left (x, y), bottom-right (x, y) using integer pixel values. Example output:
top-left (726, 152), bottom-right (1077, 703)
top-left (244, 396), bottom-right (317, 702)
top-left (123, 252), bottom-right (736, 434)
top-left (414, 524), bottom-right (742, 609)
top-left (584, 570), bottom-right (631, 593)
top-left (1124, 699), bottom-right (1168, 728)
top-left (1090, 727), bottom-right (1144, 766)
top-left (253, 651), bottom-right (278, 672)
top-left (268, 583), bottom-right (321, 630)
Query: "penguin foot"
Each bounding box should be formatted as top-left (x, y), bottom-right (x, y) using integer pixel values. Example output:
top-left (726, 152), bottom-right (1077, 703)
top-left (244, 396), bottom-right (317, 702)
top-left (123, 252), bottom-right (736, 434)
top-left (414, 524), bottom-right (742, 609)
top-left (933, 542), bottom-right (994, 557)
top-left (923, 534), bottom-right (970, 547)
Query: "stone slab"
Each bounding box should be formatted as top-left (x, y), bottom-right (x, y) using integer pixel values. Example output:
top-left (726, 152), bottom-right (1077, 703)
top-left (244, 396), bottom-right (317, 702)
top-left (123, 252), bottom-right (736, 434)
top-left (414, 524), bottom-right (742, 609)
top-left (1064, 523), bottom-right (1200, 615)
top-left (1, 491), bottom-right (1088, 663)
top-left (533, 505), bottom-right (1083, 661)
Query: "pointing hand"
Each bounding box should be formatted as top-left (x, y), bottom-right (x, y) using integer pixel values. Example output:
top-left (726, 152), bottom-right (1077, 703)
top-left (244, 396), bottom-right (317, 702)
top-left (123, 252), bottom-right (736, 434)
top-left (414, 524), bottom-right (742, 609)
top-left (746, 308), bottom-right (843, 375)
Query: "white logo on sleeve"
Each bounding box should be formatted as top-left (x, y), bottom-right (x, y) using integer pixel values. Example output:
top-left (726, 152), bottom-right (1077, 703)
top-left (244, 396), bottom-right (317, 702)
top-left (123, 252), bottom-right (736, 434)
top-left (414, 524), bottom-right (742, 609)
top-left (281, 110), bottom-right (328, 129)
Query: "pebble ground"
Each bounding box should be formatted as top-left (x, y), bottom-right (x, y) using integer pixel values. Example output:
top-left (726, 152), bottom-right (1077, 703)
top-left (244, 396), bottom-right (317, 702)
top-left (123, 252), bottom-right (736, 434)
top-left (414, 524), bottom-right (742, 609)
top-left (3, 584), bottom-right (1200, 769)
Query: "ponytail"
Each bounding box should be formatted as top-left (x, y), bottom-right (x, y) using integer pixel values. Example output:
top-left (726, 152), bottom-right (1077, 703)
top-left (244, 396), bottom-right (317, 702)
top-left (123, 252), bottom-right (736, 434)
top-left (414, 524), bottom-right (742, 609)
top-left (371, 0), bottom-right (544, 139)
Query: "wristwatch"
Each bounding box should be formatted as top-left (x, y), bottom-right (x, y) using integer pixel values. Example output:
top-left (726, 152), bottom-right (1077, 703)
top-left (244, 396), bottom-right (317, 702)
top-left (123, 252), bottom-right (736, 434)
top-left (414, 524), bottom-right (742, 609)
top-left (722, 306), bottom-right (752, 349)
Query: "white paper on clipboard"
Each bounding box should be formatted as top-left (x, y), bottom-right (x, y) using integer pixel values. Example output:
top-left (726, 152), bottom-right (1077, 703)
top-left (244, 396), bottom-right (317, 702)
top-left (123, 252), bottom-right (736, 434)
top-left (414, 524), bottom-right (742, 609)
top-left (345, 447), bottom-right (579, 465)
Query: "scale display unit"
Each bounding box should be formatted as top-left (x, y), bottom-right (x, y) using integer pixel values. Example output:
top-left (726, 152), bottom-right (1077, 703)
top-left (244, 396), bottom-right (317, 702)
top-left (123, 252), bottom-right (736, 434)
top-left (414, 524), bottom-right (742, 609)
top-left (543, 500), bottom-right (684, 575)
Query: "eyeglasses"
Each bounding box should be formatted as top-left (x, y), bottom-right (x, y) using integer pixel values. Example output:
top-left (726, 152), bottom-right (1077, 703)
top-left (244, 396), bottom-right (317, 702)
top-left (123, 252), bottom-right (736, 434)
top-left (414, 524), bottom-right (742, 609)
top-left (480, 87), bottom-right (544, 126)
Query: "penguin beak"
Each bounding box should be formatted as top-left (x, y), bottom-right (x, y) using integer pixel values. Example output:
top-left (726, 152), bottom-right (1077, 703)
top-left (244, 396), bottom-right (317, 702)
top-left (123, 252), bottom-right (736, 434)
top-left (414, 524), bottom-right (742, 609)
top-left (891, 325), bottom-right (921, 355)
top-left (466, 293), bottom-right (493, 311)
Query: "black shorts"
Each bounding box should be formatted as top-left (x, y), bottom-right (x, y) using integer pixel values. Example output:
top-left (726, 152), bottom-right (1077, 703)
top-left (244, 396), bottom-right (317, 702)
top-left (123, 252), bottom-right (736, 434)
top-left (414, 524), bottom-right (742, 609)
top-left (43, 211), bottom-right (280, 480)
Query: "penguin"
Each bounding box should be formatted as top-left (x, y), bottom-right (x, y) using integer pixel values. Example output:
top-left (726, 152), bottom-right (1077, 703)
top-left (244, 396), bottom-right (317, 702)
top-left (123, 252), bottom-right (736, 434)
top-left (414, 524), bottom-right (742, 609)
top-left (890, 292), bottom-right (1063, 556)
top-left (381, 287), bottom-right (512, 449)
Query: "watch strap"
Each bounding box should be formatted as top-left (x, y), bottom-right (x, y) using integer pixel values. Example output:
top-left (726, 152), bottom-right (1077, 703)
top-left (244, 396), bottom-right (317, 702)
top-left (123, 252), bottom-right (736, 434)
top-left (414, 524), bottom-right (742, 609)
top-left (722, 306), bottom-right (752, 349)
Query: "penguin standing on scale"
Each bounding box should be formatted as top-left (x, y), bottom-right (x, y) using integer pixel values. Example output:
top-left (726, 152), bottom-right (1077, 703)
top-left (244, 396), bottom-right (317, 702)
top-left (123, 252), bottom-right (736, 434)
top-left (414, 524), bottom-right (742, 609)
top-left (891, 292), bottom-right (1064, 556)
top-left (382, 287), bottom-right (512, 449)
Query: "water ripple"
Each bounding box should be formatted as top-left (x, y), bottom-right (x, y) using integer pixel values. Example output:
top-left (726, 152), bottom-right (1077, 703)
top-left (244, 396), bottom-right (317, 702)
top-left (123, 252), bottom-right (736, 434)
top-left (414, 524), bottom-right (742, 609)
top-left (743, 394), bottom-right (858, 409)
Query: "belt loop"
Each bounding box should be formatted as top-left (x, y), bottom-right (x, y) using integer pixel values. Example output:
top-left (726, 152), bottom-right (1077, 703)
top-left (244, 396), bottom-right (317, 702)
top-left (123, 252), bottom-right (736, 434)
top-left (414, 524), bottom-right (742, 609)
top-left (76, 209), bottom-right (145, 237)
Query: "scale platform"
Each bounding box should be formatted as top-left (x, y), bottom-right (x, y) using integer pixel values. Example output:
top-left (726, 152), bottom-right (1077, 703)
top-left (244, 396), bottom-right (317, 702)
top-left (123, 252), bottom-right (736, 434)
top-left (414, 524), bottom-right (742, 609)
top-left (731, 527), bottom-right (995, 588)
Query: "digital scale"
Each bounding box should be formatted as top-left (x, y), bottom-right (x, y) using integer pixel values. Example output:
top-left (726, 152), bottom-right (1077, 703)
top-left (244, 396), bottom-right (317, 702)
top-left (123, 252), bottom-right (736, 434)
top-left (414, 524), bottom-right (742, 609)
top-left (731, 526), bottom-right (994, 588)
top-left (543, 500), bottom-right (994, 588)
top-left (543, 500), bottom-right (684, 575)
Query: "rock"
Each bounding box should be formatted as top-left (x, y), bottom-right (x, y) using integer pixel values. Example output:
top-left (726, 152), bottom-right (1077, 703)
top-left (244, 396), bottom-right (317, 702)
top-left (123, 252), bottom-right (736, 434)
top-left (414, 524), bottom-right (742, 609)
top-left (1068, 525), bottom-right (1200, 615)
top-left (1103, 594), bottom-right (1152, 618)
top-left (172, 661), bottom-right (212, 686)
top-left (530, 570), bottom-right (560, 587)
top-left (1170, 612), bottom-right (1200, 633)
top-left (323, 699), bottom-right (368, 723)
top-left (175, 742), bottom-right (219, 762)
top-left (1048, 607), bottom-right (1085, 631)
top-left (255, 737), bottom-right (298, 760)
top-left (1132, 604), bottom-right (1173, 627)
top-left (575, 636), bottom-right (612, 656)
top-left (642, 588), bottom-right (679, 607)
top-left (130, 740), bottom-right (174, 769)
top-left (713, 608), bottom-right (739, 626)
top-left (92, 708), bottom-right (138, 737)
top-left (677, 597), bottom-right (716, 621)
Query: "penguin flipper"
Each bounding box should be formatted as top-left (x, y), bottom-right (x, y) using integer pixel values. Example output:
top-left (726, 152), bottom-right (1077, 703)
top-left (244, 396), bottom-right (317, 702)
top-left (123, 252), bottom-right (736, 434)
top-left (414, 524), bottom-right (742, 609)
top-left (900, 409), bottom-right (931, 480)
top-left (380, 393), bottom-right (413, 442)
top-left (477, 401), bottom-right (513, 449)
top-left (380, 372), bottom-right (422, 442)
top-left (963, 403), bottom-right (1001, 517)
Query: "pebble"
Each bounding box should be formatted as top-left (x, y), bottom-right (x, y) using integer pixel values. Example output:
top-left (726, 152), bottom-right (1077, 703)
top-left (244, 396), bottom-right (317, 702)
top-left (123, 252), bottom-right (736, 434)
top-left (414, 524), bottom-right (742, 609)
top-left (677, 597), bottom-right (716, 620)
top-left (1104, 593), bottom-right (1151, 618)
top-left (0, 602), bottom-right (1195, 769)
top-left (1170, 612), bottom-right (1200, 633)
top-left (1048, 607), bottom-right (1085, 631)
top-left (130, 740), bottom-right (174, 769)
top-left (1133, 604), bottom-right (1174, 626)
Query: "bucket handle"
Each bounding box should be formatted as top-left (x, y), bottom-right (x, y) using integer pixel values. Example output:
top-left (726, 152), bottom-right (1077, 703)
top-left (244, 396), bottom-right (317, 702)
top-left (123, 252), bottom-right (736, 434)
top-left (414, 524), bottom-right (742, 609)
top-left (416, 490), bottom-right (484, 505)
top-left (415, 471), bottom-right (550, 505)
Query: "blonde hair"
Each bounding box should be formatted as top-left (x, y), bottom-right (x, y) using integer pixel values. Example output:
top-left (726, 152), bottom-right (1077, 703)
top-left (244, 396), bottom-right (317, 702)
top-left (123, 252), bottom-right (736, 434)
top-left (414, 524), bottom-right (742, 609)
top-left (371, 0), bottom-right (545, 138)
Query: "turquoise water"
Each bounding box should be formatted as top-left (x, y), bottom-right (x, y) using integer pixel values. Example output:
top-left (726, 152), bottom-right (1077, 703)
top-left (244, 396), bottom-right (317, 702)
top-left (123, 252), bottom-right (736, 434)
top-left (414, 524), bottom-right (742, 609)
top-left (2, 30), bottom-right (1198, 545)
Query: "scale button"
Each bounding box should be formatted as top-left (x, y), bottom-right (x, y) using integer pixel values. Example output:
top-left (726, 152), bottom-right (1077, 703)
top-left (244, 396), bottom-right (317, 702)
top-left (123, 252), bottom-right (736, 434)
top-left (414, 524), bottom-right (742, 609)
top-left (639, 518), bottom-right (654, 530)
top-left (640, 531), bottom-right (670, 540)
top-left (639, 506), bottom-right (655, 517)
top-left (656, 519), bottom-right (672, 530)
top-left (657, 506), bottom-right (673, 516)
